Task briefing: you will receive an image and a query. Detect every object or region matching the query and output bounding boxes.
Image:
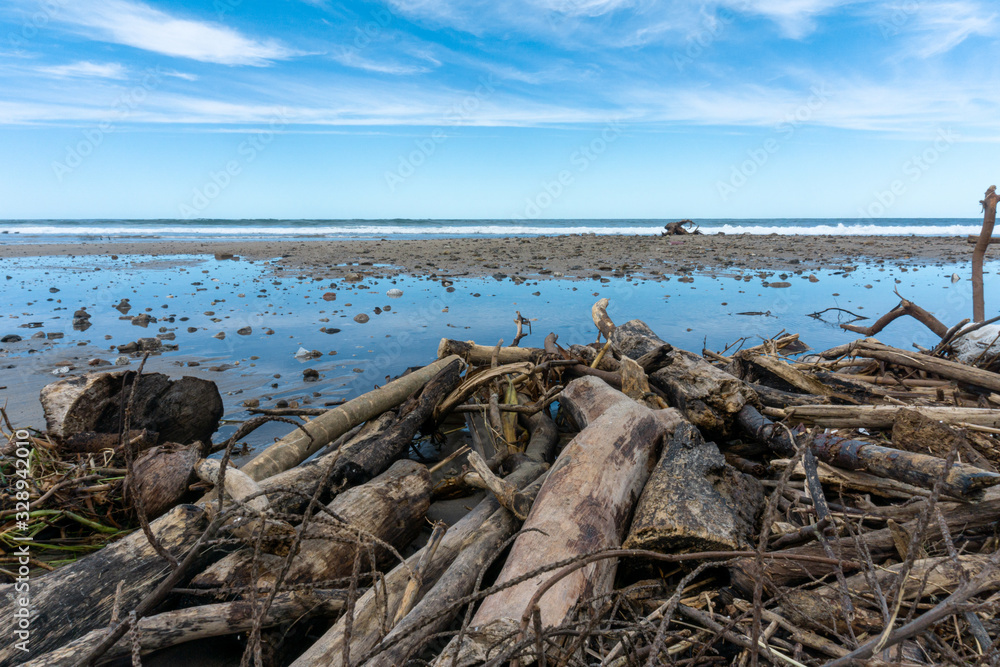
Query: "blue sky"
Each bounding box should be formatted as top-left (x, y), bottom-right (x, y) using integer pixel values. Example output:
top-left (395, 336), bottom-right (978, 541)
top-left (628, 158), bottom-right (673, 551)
top-left (0, 0), bottom-right (997, 219)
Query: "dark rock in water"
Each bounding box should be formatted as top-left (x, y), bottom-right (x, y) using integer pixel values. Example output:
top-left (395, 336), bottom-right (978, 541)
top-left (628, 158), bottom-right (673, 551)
top-left (73, 309), bottom-right (90, 319)
top-left (187, 327), bottom-right (198, 333)
top-left (322, 292), bottom-right (336, 301)
top-left (32, 332), bottom-right (46, 339)
top-left (213, 331), bottom-right (225, 340)
top-left (1, 334), bottom-right (22, 343)
top-left (237, 326), bottom-right (252, 335)
top-left (40, 371), bottom-right (224, 447)
top-left (114, 299), bottom-right (131, 314)
top-left (47, 332), bottom-right (64, 340)
top-left (242, 398), bottom-right (260, 408)
top-left (275, 399), bottom-right (289, 408)
top-left (117, 341), bottom-right (139, 354)
top-left (49, 287), bottom-right (60, 293)
top-left (320, 327), bottom-right (341, 334)
top-left (303, 368), bottom-right (320, 381)
top-left (157, 332), bottom-right (176, 341)
top-left (354, 313), bottom-right (369, 323)
top-left (137, 337), bottom-right (162, 351)
top-left (88, 358), bottom-right (111, 366)
top-left (73, 318), bottom-right (92, 331)
top-left (767, 282), bottom-right (792, 288)
top-left (131, 313), bottom-right (155, 327)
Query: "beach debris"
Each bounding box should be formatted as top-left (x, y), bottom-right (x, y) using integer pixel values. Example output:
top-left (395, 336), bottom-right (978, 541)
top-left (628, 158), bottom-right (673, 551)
top-left (295, 346), bottom-right (322, 359)
top-left (661, 219), bottom-right (701, 235)
top-left (10, 300), bottom-right (1000, 667)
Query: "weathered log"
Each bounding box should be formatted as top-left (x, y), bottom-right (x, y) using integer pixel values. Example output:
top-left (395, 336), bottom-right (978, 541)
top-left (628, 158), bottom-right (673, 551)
top-left (361, 473), bottom-right (549, 667)
top-left (0, 505), bottom-right (210, 664)
top-left (773, 457), bottom-right (936, 500)
top-left (748, 382), bottom-right (830, 408)
top-left (520, 402), bottom-right (558, 463)
top-left (22, 589), bottom-right (347, 667)
top-left (729, 353), bottom-right (856, 403)
top-left (40, 371), bottom-right (222, 446)
top-left (569, 343), bottom-right (620, 372)
top-left (784, 404), bottom-right (1000, 429)
top-left (241, 356), bottom-right (462, 482)
top-left (729, 497), bottom-right (1000, 594)
top-left (437, 339), bottom-right (544, 365)
top-left (194, 458), bottom-right (270, 514)
top-left (465, 398), bottom-right (677, 640)
top-left (465, 451), bottom-right (533, 519)
top-left (851, 339), bottom-right (1000, 394)
top-left (622, 421), bottom-right (763, 554)
top-left (782, 555), bottom-right (1000, 634)
top-left (289, 462), bottom-right (546, 667)
top-left (591, 298), bottom-right (616, 339)
top-left (974, 185), bottom-right (999, 322)
top-left (189, 460), bottom-right (431, 591)
top-left (892, 408), bottom-right (997, 472)
top-left (611, 319), bottom-right (756, 437)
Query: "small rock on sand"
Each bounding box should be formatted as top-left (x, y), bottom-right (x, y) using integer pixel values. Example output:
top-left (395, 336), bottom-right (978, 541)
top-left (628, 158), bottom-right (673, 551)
top-left (386, 289), bottom-right (403, 297)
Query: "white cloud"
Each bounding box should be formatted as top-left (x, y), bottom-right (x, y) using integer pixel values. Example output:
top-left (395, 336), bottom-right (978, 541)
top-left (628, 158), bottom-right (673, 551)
top-left (37, 61), bottom-right (128, 79)
top-left (908, 1), bottom-right (996, 57)
top-left (331, 49), bottom-right (433, 75)
top-left (720, 0), bottom-right (855, 38)
top-left (53, 0), bottom-right (298, 66)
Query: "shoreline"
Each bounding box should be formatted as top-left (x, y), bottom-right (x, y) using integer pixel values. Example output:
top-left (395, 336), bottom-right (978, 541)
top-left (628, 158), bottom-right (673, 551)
top-left (0, 234), bottom-right (982, 279)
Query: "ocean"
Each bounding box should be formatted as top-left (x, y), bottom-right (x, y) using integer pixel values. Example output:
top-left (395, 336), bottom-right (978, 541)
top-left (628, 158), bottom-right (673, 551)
top-left (0, 218), bottom-right (984, 244)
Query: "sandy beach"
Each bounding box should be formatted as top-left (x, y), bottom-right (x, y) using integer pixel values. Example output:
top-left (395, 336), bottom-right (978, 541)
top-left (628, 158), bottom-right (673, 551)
top-left (0, 233), bottom-right (979, 279)
top-left (2, 233), bottom-right (995, 455)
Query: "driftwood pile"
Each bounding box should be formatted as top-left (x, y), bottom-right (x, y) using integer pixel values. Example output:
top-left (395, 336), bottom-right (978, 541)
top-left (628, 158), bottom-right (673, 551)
top-left (5, 300), bottom-right (1000, 666)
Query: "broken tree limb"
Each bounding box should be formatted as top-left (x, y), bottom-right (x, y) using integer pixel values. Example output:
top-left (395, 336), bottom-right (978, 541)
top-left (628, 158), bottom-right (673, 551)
top-left (241, 355), bottom-right (463, 482)
top-left (0, 504), bottom-right (210, 664)
top-left (840, 296), bottom-right (949, 338)
top-left (189, 459), bottom-right (431, 591)
top-left (434, 362), bottom-right (533, 421)
top-left (729, 353), bottom-right (857, 404)
top-left (729, 496), bottom-right (1000, 594)
top-left (851, 339), bottom-right (1000, 394)
top-left (465, 450), bottom-right (533, 519)
top-left (591, 298), bottom-right (616, 339)
top-left (974, 185), bottom-right (999, 322)
top-left (783, 404), bottom-right (1000, 429)
top-left (22, 589), bottom-right (347, 667)
top-left (437, 339), bottom-right (544, 365)
top-left (288, 461), bottom-right (547, 667)
top-left (623, 421), bottom-right (763, 553)
top-left (194, 458), bottom-right (270, 514)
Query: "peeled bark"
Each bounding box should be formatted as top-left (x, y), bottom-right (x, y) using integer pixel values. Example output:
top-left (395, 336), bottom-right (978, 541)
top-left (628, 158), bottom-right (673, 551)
top-left (611, 320), bottom-right (756, 437)
top-left (189, 460), bottom-right (431, 590)
top-left (623, 422), bottom-right (763, 554)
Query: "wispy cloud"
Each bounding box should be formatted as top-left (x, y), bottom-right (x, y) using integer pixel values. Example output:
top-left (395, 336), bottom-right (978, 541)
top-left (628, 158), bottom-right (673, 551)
top-left (721, 0), bottom-right (856, 38)
top-left (52, 0), bottom-right (299, 66)
top-left (37, 61), bottom-right (127, 79)
top-left (908, 1), bottom-right (996, 57)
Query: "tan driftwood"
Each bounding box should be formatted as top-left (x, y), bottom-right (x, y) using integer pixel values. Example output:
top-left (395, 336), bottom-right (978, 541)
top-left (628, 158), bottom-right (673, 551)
top-left (289, 461), bottom-right (547, 667)
top-left (22, 589), bottom-right (347, 666)
top-left (974, 185), bottom-right (999, 322)
top-left (241, 356), bottom-right (462, 482)
top-left (190, 459), bottom-right (431, 590)
top-left (438, 339), bottom-right (544, 365)
top-left (457, 388), bottom-right (680, 653)
top-left (784, 404), bottom-right (1000, 429)
top-left (851, 339), bottom-right (1000, 393)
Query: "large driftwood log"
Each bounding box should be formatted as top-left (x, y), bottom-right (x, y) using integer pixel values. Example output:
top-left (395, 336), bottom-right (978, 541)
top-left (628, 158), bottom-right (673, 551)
top-left (784, 404), bottom-right (1000, 429)
top-left (0, 505), bottom-right (209, 664)
top-left (465, 395), bottom-right (678, 638)
top-left (189, 460), bottom-right (431, 590)
top-left (623, 422), bottom-right (763, 553)
top-left (241, 356), bottom-right (462, 482)
top-left (611, 320), bottom-right (756, 437)
top-left (22, 590), bottom-right (347, 667)
top-left (851, 339), bottom-right (1000, 393)
top-left (40, 371), bottom-right (222, 446)
top-left (782, 555), bottom-right (1000, 634)
top-left (361, 473), bottom-right (549, 667)
top-left (892, 408), bottom-right (997, 472)
top-left (438, 339), bottom-right (544, 365)
top-left (730, 497), bottom-right (1000, 595)
top-left (289, 462), bottom-right (547, 667)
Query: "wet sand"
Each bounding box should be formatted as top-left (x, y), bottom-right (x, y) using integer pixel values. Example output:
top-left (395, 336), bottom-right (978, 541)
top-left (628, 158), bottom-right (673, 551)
top-left (0, 233), bottom-right (978, 280)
